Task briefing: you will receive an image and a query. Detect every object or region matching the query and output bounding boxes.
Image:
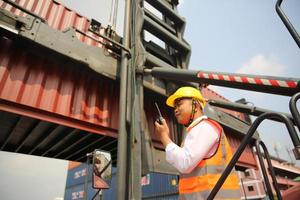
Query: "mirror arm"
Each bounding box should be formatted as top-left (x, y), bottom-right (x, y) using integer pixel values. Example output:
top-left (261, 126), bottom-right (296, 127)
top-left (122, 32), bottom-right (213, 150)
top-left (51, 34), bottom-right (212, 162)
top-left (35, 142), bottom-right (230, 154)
top-left (92, 189), bottom-right (101, 200)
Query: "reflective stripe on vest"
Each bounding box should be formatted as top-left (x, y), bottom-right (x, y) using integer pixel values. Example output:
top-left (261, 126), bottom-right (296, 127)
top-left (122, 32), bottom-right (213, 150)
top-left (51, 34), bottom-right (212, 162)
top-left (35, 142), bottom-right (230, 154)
top-left (179, 119), bottom-right (241, 199)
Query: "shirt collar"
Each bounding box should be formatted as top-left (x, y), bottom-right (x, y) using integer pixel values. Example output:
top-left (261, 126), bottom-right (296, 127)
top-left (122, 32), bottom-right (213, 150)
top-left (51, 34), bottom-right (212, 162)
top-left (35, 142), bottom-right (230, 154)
top-left (186, 115), bottom-right (208, 132)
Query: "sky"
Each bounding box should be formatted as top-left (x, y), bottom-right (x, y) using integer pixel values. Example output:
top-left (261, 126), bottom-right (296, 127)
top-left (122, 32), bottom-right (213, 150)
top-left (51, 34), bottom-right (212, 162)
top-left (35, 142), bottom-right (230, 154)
top-left (1, 0), bottom-right (299, 199)
top-left (177, 0), bottom-right (300, 166)
top-left (0, 151), bottom-right (67, 200)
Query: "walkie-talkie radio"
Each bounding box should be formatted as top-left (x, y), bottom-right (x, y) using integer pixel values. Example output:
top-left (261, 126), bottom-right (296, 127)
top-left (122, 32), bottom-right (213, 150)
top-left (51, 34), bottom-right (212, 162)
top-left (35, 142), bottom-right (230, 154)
top-left (155, 102), bottom-right (164, 124)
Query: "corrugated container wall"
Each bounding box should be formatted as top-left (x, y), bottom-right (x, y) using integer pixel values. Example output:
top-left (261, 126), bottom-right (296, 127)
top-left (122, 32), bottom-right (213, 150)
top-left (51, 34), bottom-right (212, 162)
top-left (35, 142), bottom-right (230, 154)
top-left (66, 162), bottom-right (273, 200)
top-left (0, 0), bottom-right (122, 139)
top-left (0, 34), bottom-right (119, 137)
top-left (0, 0), bottom-right (178, 144)
top-left (101, 170), bottom-right (179, 199)
top-left (65, 162), bottom-right (106, 199)
top-left (142, 173), bottom-right (178, 199)
top-left (0, 0), bottom-right (106, 47)
top-left (66, 163), bottom-right (93, 187)
top-left (64, 182), bottom-right (97, 200)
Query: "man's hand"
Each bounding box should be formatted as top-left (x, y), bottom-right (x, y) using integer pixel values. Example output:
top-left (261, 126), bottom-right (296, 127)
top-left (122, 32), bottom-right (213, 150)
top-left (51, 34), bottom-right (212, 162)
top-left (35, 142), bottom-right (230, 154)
top-left (154, 118), bottom-right (172, 148)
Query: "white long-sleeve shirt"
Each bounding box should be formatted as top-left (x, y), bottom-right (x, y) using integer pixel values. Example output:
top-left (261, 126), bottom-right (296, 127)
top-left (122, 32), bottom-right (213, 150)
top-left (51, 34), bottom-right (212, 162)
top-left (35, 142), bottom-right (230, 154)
top-left (165, 116), bottom-right (220, 174)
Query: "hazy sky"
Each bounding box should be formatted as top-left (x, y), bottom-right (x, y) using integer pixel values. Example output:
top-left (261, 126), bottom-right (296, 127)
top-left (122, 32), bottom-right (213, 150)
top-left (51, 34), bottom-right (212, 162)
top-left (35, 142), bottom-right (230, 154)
top-left (0, 151), bottom-right (67, 200)
top-left (177, 0), bottom-right (300, 166)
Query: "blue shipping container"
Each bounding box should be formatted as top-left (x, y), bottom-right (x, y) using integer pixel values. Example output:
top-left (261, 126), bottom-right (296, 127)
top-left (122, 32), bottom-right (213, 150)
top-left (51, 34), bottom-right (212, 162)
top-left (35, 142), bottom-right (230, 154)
top-left (142, 172), bottom-right (178, 198)
top-left (142, 194), bottom-right (178, 200)
top-left (66, 164), bottom-right (94, 187)
top-left (102, 169), bottom-right (179, 199)
top-left (102, 169), bottom-right (118, 200)
top-left (64, 181), bottom-right (98, 200)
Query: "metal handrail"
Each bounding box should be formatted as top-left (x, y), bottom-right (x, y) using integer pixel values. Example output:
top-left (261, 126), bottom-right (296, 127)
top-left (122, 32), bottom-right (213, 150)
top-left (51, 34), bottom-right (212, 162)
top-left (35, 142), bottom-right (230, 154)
top-left (290, 92), bottom-right (300, 133)
top-left (276, 0), bottom-right (300, 48)
top-left (255, 140), bottom-right (282, 200)
top-left (289, 92), bottom-right (300, 160)
top-left (207, 112), bottom-right (298, 200)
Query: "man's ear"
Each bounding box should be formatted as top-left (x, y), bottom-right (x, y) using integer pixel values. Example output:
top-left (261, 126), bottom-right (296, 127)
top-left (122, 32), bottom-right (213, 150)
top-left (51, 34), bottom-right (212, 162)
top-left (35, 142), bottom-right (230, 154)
top-left (196, 103), bottom-right (203, 112)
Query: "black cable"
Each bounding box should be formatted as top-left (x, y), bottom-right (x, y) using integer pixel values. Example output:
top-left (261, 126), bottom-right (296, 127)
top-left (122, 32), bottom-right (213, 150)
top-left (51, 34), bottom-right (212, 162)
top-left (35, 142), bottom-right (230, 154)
top-left (92, 189), bottom-right (101, 200)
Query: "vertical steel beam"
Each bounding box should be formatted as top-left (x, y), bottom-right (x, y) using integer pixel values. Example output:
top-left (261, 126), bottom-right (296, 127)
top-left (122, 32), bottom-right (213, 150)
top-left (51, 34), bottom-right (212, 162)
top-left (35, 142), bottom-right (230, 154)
top-left (127, 0), bottom-right (144, 198)
top-left (128, 76), bottom-right (143, 199)
top-left (116, 0), bottom-right (131, 199)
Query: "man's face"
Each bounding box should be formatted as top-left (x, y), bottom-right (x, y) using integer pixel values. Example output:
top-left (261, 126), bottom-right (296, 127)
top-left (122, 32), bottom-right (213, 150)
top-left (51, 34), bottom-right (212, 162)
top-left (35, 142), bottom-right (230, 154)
top-left (174, 98), bottom-right (193, 125)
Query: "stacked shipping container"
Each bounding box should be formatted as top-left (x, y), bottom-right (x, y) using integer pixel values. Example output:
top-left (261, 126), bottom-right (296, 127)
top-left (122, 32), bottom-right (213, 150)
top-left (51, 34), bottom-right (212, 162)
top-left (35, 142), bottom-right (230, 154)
top-left (65, 162), bottom-right (98, 200)
top-left (66, 162), bottom-right (179, 199)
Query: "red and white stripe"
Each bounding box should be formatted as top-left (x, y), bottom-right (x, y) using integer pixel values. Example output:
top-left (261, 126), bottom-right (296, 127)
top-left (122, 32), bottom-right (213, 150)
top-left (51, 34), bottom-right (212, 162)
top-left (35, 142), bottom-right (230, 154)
top-left (197, 72), bottom-right (298, 88)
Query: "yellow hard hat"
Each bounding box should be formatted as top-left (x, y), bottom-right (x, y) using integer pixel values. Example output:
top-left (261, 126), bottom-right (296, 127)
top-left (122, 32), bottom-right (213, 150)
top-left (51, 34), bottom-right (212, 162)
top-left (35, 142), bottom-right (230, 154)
top-left (166, 86), bottom-right (206, 108)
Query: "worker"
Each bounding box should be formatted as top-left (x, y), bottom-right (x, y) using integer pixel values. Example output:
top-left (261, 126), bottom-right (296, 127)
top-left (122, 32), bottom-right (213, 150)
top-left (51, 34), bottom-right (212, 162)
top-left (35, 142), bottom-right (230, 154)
top-left (155, 86), bottom-right (241, 199)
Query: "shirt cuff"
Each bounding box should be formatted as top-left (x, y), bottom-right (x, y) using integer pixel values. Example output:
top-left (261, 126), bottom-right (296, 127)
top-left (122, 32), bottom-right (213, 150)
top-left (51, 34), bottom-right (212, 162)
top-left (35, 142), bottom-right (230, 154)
top-left (165, 142), bottom-right (177, 152)
top-left (165, 142), bottom-right (177, 165)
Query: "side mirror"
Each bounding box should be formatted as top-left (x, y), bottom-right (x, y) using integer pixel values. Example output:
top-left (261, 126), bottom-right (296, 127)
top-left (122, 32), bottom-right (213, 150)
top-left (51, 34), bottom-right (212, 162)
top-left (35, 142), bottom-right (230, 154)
top-left (92, 149), bottom-right (112, 189)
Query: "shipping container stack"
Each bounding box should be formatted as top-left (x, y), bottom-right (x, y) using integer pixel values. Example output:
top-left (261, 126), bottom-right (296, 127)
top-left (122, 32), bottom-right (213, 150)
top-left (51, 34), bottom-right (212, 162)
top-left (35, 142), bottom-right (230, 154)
top-left (65, 162), bottom-right (179, 200)
top-left (141, 173), bottom-right (179, 200)
top-left (65, 161), bottom-right (99, 200)
top-left (102, 171), bottom-right (179, 199)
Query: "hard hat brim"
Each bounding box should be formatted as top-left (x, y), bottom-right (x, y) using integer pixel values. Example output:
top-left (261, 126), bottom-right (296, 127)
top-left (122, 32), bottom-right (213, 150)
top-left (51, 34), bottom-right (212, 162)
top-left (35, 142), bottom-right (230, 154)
top-left (166, 94), bottom-right (181, 107)
top-left (166, 94), bottom-right (206, 108)
top-left (166, 86), bottom-right (206, 108)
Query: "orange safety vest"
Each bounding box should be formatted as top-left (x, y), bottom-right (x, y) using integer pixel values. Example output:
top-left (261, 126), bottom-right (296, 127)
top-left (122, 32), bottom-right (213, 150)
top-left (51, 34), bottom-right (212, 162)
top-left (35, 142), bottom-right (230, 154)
top-left (179, 119), bottom-right (241, 200)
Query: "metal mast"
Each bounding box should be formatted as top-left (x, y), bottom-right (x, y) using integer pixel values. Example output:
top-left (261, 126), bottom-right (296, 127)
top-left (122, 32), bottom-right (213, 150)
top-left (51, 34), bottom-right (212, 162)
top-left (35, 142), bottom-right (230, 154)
top-left (121, 0), bottom-right (192, 199)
